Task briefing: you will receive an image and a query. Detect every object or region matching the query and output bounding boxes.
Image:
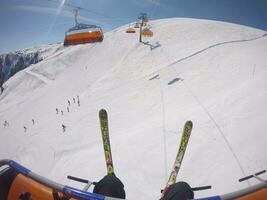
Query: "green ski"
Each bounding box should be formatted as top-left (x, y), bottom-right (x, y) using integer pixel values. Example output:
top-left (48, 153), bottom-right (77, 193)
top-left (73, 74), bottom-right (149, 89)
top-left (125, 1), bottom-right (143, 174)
top-left (99, 109), bottom-right (114, 174)
top-left (161, 120), bottom-right (193, 198)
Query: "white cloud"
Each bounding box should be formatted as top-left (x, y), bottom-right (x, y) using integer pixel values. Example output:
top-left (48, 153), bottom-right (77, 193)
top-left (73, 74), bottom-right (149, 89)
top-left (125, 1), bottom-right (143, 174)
top-left (144, 0), bottom-right (161, 5)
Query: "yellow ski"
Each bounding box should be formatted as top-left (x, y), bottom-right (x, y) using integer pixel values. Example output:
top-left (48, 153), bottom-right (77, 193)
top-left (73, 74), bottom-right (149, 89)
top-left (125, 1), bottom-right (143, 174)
top-left (161, 120), bottom-right (193, 198)
top-left (99, 109), bottom-right (114, 174)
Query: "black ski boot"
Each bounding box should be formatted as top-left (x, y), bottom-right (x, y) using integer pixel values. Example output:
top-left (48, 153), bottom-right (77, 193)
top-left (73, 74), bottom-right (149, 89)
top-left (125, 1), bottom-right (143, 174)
top-left (161, 181), bottom-right (194, 200)
top-left (93, 173), bottom-right (126, 199)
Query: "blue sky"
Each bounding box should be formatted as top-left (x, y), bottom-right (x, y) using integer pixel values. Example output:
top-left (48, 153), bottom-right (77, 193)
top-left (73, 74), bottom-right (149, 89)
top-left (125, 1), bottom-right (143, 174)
top-left (0, 0), bottom-right (267, 53)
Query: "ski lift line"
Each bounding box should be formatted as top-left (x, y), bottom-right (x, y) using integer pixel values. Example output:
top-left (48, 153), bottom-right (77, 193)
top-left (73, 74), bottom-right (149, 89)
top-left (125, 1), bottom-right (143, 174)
top-left (180, 80), bottom-right (249, 185)
top-left (43, 0), bottom-right (105, 15)
top-left (39, 0), bottom-right (124, 20)
top-left (149, 51), bottom-right (168, 183)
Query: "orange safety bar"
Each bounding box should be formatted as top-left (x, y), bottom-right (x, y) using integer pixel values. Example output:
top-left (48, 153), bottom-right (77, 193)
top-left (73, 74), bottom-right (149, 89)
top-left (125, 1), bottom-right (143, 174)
top-left (8, 174), bottom-right (76, 200)
top-left (236, 188), bottom-right (267, 200)
top-left (64, 31), bottom-right (103, 46)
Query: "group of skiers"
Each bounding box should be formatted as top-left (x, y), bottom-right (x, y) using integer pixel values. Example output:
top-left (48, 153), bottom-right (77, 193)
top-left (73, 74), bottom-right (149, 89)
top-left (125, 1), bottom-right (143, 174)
top-left (56, 95), bottom-right (80, 116)
top-left (55, 95), bottom-right (81, 133)
top-left (3, 119), bottom-right (36, 133)
top-left (23, 119), bottom-right (35, 132)
top-left (3, 95), bottom-right (81, 133)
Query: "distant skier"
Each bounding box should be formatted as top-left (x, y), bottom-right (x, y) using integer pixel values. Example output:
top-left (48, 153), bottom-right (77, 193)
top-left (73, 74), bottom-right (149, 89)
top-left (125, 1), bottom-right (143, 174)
top-left (61, 110), bottom-right (64, 115)
top-left (160, 182), bottom-right (194, 200)
top-left (32, 119), bottom-right (35, 125)
top-left (77, 95), bottom-right (80, 101)
top-left (93, 173), bottom-right (126, 199)
top-left (68, 100), bottom-right (71, 106)
top-left (67, 107), bottom-right (70, 113)
top-left (3, 120), bottom-right (9, 128)
top-left (77, 100), bottom-right (80, 107)
top-left (73, 97), bottom-right (76, 103)
top-left (23, 126), bottom-right (27, 132)
top-left (0, 85), bottom-right (3, 94)
top-left (62, 124), bottom-right (66, 132)
top-left (56, 108), bottom-right (59, 114)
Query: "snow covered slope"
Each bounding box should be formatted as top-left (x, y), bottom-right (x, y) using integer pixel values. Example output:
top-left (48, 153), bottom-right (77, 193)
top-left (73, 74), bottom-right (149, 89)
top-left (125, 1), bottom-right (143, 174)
top-left (0, 18), bottom-right (267, 199)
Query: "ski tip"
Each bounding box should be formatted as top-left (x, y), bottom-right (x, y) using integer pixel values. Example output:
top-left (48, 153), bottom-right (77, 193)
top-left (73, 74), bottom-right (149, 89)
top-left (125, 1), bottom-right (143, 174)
top-left (185, 120), bottom-right (193, 127)
top-left (99, 109), bottom-right (107, 116)
top-left (99, 108), bottom-right (107, 113)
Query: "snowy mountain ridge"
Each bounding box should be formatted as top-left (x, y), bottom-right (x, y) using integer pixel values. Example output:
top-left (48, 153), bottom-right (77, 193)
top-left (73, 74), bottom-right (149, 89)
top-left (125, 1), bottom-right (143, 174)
top-left (0, 43), bottom-right (63, 89)
top-left (0, 18), bottom-right (267, 200)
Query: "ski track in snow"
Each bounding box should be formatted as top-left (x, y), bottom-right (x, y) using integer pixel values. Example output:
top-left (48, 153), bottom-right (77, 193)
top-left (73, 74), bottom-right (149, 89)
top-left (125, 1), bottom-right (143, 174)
top-left (146, 32), bottom-right (267, 77)
top-left (24, 68), bottom-right (52, 84)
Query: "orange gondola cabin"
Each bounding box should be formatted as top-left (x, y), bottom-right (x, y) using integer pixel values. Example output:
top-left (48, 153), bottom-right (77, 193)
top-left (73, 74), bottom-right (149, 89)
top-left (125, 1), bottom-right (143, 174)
top-left (126, 27), bottom-right (136, 33)
top-left (142, 28), bottom-right (153, 37)
top-left (64, 24), bottom-right (103, 46)
top-left (64, 9), bottom-right (103, 46)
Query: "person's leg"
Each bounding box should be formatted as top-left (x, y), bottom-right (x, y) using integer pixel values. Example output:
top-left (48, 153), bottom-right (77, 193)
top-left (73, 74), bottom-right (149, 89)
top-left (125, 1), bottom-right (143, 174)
top-left (161, 182), bottom-right (194, 200)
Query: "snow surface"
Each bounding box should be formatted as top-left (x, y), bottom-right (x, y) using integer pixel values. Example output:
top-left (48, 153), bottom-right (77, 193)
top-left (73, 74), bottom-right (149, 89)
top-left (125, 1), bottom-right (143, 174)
top-left (0, 18), bottom-right (267, 199)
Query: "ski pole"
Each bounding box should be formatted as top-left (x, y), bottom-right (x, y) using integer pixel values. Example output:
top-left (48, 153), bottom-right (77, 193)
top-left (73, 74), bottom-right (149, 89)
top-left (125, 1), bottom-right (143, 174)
top-left (239, 170), bottom-right (266, 182)
top-left (67, 175), bottom-right (96, 191)
top-left (192, 185), bottom-right (212, 191)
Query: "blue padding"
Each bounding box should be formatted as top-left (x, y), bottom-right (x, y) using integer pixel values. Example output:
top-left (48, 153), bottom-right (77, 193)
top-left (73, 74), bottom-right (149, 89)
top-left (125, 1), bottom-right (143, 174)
top-left (195, 196), bottom-right (221, 200)
top-left (9, 160), bottom-right (30, 175)
top-left (63, 186), bottom-right (105, 200)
